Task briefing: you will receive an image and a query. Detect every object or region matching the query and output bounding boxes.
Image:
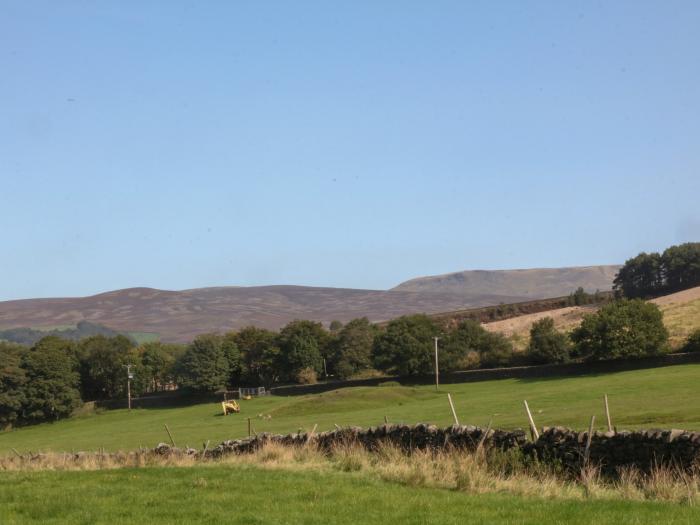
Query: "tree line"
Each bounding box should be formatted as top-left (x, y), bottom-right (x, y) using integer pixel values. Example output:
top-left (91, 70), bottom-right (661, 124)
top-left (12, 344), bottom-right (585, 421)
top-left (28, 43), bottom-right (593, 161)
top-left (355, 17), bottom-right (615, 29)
top-left (3, 240), bottom-right (699, 429)
top-left (613, 242), bottom-right (700, 299)
top-left (4, 295), bottom-right (696, 429)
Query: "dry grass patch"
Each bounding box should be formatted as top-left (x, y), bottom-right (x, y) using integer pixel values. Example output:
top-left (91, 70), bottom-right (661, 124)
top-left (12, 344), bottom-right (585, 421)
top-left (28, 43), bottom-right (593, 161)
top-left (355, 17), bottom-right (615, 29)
top-left (3, 443), bottom-right (700, 505)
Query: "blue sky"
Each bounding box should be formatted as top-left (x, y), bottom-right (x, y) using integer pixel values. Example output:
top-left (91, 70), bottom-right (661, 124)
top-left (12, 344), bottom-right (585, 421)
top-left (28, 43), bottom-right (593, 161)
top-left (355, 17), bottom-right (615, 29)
top-left (1, 1), bottom-right (699, 300)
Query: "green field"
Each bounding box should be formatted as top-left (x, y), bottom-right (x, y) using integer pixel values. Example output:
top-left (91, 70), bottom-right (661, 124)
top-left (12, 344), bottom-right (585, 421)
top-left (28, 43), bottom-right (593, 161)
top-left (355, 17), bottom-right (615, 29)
top-left (125, 331), bottom-right (160, 344)
top-left (2, 465), bottom-right (699, 524)
top-left (2, 363), bottom-right (700, 454)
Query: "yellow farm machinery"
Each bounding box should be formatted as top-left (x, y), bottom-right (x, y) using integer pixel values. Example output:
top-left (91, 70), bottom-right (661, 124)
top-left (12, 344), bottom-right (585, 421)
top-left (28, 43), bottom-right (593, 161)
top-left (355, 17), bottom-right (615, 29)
top-left (221, 399), bottom-right (240, 415)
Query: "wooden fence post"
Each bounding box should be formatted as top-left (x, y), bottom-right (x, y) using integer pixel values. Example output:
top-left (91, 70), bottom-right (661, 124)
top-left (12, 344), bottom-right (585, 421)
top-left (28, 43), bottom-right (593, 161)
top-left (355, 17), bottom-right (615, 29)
top-left (523, 400), bottom-right (539, 440)
top-left (604, 394), bottom-right (613, 432)
top-left (447, 393), bottom-right (460, 426)
top-left (584, 415), bottom-right (596, 465)
top-left (164, 424), bottom-right (176, 447)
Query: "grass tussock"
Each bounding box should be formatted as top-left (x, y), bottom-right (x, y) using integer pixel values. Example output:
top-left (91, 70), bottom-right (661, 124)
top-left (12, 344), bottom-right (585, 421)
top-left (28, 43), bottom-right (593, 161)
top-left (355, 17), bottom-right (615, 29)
top-left (4, 444), bottom-right (699, 505)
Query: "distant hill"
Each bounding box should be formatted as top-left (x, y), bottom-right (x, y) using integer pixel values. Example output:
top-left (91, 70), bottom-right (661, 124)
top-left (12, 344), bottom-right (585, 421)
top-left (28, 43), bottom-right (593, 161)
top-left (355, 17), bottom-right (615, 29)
top-left (0, 286), bottom-right (525, 343)
top-left (0, 265), bottom-right (621, 343)
top-left (391, 265), bottom-right (620, 298)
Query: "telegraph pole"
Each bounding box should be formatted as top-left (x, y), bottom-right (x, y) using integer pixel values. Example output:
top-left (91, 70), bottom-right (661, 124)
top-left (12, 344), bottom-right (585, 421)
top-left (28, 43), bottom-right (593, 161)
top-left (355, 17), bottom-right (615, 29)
top-left (125, 364), bottom-right (133, 410)
top-left (433, 337), bottom-right (440, 390)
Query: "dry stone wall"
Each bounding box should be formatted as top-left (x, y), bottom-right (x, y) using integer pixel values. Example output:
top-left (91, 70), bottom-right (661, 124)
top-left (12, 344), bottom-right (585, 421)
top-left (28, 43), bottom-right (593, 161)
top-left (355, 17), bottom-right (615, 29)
top-left (530, 426), bottom-right (700, 474)
top-left (151, 424), bottom-right (700, 474)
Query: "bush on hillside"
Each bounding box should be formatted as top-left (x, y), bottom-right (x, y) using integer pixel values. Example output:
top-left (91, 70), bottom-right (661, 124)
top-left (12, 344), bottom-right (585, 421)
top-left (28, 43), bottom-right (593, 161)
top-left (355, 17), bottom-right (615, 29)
top-left (526, 317), bottom-right (571, 365)
top-left (441, 320), bottom-right (513, 369)
top-left (682, 329), bottom-right (700, 353)
top-left (478, 332), bottom-right (514, 368)
top-left (571, 299), bottom-right (669, 361)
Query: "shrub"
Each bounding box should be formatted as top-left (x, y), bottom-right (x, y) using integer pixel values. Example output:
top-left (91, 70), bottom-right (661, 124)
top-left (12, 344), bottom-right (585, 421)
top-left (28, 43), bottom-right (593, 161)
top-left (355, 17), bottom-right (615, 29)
top-left (295, 367), bottom-right (318, 385)
top-left (526, 317), bottom-right (571, 364)
top-left (457, 350), bottom-right (481, 370)
top-left (682, 329), bottom-right (700, 353)
top-left (571, 299), bottom-right (669, 361)
top-left (478, 332), bottom-right (514, 368)
top-left (442, 320), bottom-right (514, 369)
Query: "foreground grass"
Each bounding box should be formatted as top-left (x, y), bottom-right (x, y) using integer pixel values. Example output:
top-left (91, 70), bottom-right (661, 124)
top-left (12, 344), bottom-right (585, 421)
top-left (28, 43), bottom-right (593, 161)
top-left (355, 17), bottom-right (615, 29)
top-left (2, 364), bottom-right (700, 453)
top-left (2, 459), bottom-right (700, 524)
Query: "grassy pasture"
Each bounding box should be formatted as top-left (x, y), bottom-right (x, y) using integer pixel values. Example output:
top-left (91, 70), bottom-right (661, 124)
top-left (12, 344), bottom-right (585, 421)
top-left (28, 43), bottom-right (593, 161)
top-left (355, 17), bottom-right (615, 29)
top-left (2, 464), bottom-right (700, 524)
top-left (2, 364), bottom-right (700, 454)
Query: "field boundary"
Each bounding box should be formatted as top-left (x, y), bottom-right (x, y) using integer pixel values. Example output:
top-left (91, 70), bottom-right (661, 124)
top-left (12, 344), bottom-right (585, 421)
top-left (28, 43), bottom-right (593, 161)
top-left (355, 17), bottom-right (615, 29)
top-left (270, 352), bottom-right (700, 396)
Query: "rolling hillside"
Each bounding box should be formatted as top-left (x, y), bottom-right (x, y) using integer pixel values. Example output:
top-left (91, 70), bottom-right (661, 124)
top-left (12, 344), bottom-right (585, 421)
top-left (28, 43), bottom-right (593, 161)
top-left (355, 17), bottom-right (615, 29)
top-left (0, 264), bottom-right (619, 343)
top-left (483, 286), bottom-right (700, 349)
top-left (0, 286), bottom-right (525, 343)
top-left (392, 265), bottom-right (620, 298)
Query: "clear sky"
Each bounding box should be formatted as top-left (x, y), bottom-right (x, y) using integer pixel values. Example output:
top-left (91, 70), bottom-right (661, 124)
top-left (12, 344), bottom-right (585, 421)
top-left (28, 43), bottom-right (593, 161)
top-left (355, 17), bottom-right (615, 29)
top-left (2, 1), bottom-right (699, 300)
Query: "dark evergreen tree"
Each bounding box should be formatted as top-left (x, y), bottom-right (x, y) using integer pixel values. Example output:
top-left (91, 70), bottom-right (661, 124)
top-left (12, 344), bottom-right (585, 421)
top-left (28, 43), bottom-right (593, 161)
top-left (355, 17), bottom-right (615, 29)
top-left (234, 326), bottom-right (281, 386)
top-left (277, 320), bottom-right (327, 381)
top-left (0, 342), bottom-right (27, 429)
top-left (329, 317), bottom-right (377, 379)
top-left (176, 334), bottom-right (230, 392)
top-left (21, 336), bottom-right (82, 422)
top-left (78, 335), bottom-right (136, 400)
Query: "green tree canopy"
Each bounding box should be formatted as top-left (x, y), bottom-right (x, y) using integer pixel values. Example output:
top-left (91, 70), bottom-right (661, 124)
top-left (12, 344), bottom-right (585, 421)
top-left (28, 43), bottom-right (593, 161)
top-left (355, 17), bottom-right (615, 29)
top-left (276, 320), bottom-right (327, 382)
top-left (177, 334), bottom-right (230, 392)
top-left (221, 332), bottom-right (243, 386)
top-left (526, 317), bottom-right (571, 365)
top-left (682, 329), bottom-right (700, 353)
top-left (0, 342), bottom-right (28, 429)
top-left (373, 314), bottom-right (440, 376)
top-left (140, 342), bottom-right (185, 392)
top-left (78, 335), bottom-right (136, 400)
top-left (442, 320), bottom-right (513, 369)
top-left (613, 243), bottom-right (700, 298)
top-left (477, 331), bottom-right (514, 368)
top-left (662, 243), bottom-right (700, 294)
top-left (329, 317), bottom-right (377, 379)
top-left (234, 326), bottom-right (281, 386)
top-left (21, 336), bottom-right (82, 422)
top-left (571, 299), bottom-right (669, 361)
